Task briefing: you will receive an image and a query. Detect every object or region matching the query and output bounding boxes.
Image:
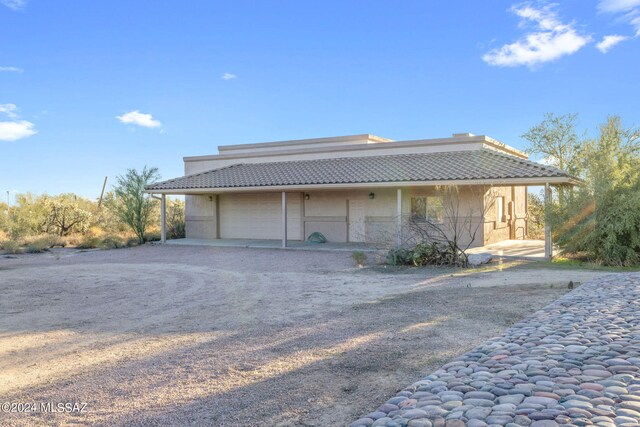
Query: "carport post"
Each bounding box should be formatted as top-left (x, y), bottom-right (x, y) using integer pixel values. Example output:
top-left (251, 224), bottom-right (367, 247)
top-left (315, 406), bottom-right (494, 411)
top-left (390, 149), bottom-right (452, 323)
top-left (281, 191), bottom-right (287, 248)
top-left (544, 183), bottom-right (552, 260)
top-left (161, 194), bottom-right (167, 244)
top-left (396, 188), bottom-right (402, 247)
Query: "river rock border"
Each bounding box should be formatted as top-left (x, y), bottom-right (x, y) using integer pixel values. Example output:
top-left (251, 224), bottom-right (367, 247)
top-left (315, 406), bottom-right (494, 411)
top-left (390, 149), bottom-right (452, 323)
top-left (351, 273), bottom-right (640, 427)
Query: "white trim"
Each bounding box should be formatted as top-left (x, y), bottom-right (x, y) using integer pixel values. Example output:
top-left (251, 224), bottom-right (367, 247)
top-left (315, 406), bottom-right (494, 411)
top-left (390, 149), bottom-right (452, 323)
top-left (146, 177), bottom-right (578, 195)
top-left (184, 135), bottom-right (527, 162)
top-left (160, 194), bottom-right (166, 243)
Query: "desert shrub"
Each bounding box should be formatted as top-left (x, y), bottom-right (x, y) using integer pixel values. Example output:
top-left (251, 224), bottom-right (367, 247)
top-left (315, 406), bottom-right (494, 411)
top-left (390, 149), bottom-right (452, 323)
top-left (1, 240), bottom-right (23, 254)
top-left (25, 238), bottom-right (50, 253)
top-left (166, 199), bottom-right (185, 239)
top-left (144, 232), bottom-right (161, 243)
top-left (76, 236), bottom-right (102, 249)
top-left (352, 251), bottom-right (367, 267)
top-left (387, 242), bottom-right (459, 267)
top-left (101, 235), bottom-right (127, 249)
top-left (126, 237), bottom-right (139, 247)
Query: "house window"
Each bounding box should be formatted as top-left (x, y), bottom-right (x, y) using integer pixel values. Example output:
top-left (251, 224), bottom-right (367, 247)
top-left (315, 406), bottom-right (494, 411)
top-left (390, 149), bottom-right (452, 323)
top-left (497, 196), bottom-right (505, 222)
top-left (411, 196), bottom-right (444, 223)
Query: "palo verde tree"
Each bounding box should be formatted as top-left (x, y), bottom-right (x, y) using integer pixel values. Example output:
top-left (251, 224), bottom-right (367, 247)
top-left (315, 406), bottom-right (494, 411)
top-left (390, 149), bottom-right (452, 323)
top-left (112, 166), bottom-right (161, 244)
top-left (521, 112), bottom-right (582, 205)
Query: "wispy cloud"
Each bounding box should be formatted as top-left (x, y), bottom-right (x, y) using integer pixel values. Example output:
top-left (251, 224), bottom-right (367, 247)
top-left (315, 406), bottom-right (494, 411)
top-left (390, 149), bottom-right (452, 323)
top-left (596, 34), bottom-right (629, 52)
top-left (0, 0), bottom-right (27, 10)
top-left (0, 66), bottom-right (23, 73)
top-left (0, 104), bottom-right (37, 141)
top-left (116, 110), bottom-right (162, 129)
top-left (598, 0), bottom-right (640, 35)
top-left (483, 3), bottom-right (591, 68)
top-left (221, 73), bottom-right (237, 80)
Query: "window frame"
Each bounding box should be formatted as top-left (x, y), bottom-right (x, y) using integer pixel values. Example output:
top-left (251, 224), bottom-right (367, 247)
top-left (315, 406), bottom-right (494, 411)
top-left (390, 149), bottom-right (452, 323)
top-left (411, 195), bottom-right (445, 223)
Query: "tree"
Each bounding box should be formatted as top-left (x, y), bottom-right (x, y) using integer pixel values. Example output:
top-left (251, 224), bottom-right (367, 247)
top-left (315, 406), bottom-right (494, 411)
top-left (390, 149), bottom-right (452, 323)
top-left (400, 186), bottom-right (496, 267)
top-left (44, 194), bottom-right (92, 236)
top-left (546, 115), bottom-right (640, 265)
top-left (522, 113), bottom-right (582, 204)
top-left (112, 166), bottom-right (160, 244)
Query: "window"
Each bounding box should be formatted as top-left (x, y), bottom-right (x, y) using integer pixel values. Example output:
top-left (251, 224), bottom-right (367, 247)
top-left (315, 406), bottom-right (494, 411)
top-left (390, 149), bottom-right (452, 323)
top-left (411, 196), bottom-right (444, 223)
top-left (497, 196), bottom-right (505, 222)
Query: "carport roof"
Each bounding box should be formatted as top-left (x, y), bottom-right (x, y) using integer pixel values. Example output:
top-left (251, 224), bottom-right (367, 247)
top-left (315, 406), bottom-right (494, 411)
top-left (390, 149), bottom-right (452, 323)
top-left (146, 149), bottom-right (577, 193)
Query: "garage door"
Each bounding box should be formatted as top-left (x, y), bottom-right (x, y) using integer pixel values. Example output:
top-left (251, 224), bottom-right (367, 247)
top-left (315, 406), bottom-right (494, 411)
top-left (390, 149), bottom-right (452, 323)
top-left (219, 193), bottom-right (301, 240)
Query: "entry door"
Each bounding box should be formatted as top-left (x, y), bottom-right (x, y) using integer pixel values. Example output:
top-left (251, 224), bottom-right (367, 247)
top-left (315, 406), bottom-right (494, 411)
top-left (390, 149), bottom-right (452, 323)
top-left (348, 200), bottom-right (366, 242)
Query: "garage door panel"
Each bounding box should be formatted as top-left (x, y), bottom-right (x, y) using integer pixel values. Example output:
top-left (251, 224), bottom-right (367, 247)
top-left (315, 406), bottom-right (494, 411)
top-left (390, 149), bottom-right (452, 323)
top-left (219, 193), bottom-right (301, 240)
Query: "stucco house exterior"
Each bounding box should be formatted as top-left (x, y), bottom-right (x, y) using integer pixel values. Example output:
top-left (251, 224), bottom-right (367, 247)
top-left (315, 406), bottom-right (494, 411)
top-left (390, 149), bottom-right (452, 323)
top-left (146, 133), bottom-right (576, 256)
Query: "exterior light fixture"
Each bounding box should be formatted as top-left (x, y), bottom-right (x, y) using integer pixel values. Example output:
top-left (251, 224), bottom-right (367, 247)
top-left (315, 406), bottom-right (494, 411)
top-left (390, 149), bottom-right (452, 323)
top-left (369, 192), bottom-right (375, 199)
top-left (304, 194), bottom-right (310, 200)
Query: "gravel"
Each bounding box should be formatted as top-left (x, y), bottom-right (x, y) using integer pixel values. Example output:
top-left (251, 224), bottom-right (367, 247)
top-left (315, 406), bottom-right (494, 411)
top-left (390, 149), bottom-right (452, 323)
top-left (352, 273), bottom-right (640, 427)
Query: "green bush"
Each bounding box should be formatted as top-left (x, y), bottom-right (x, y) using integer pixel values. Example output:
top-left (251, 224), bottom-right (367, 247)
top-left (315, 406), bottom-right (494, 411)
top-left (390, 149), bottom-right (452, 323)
top-left (101, 235), bottom-right (127, 249)
top-left (144, 232), bottom-right (161, 243)
top-left (1, 240), bottom-right (23, 254)
top-left (387, 242), bottom-right (459, 266)
top-left (25, 238), bottom-right (50, 253)
top-left (352, 251), bottom-right (367, 267)
top-left (76, 236), bottom-right (102, 249)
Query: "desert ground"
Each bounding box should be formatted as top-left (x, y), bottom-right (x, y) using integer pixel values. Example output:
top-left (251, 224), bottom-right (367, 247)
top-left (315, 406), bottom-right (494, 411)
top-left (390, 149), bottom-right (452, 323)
top-left (0, 245), bottom-right (613, 426)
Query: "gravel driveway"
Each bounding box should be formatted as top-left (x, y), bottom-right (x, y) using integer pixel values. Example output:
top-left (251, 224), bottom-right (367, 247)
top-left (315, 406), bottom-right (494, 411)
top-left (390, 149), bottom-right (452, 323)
top-left (0, 245), bottom-right (611, 426)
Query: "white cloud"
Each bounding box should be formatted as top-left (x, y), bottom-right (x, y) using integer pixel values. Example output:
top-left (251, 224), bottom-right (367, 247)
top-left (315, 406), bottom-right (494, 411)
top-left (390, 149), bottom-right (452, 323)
top-left (483, 3), bottom-right (591, 68)
top-left (596, 34), bottom-right (629, 52)
top-left (0, 121), bottom-right (36, 141)
top-left (221, 72), bottom-right (237, 80)
top-left (116, 110), bottom-right (162, 128)
top-left (0, 104), bottom-right (19, 119)
top-left (0, 0), bottom-right (26, 10)
top-left (0, 104), bottom-right (36, 141)
top-left (0, 66), bottom-right (23, 73)
top-left (598, 0), bottom-right (640, 35)
top-left (598, 0), bottom-right (640, 13)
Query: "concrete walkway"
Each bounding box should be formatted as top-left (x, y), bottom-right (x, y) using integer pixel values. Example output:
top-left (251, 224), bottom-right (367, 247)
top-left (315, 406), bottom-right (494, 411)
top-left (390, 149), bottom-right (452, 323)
top-left (467, 240), bottom-right (548, 260)
top-left (352, 273), bottom-right (640, 427)
top-left (165, 237), bottom-right (379, 252)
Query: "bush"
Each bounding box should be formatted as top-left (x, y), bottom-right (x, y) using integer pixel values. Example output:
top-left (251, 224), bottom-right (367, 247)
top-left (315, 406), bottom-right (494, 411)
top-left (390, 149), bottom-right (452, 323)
top-left (25, 238), bottom-right (50, 253)
top-left (101, 235), bottom-right (127, 249)
top-left (144, 232), bottom-right (161, 243)
top-left (126, 237), bottom-right (139, 247)
top-left (387, 242), bottom-right (459, 267)
top-left (76, 236), bottom-right (102, 249)
top-left (352, 251), bottom-right (367, 267)
top-left (1, 240), bottom-right (23, 254)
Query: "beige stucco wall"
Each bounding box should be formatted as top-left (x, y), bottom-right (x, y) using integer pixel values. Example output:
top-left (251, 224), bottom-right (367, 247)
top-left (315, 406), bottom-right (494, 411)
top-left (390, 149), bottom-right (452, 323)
top-left (186, 186), bottom-right (499, 248)
top-left (483, 185), bottom-right (528, 245)
top-left (185, 195), bottom-right (218, 239)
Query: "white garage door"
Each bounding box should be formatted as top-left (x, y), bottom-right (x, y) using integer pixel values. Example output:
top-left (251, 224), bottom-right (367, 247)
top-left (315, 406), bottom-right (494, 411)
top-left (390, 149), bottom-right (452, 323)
top-left (219, 193), bottom-right (301, 240)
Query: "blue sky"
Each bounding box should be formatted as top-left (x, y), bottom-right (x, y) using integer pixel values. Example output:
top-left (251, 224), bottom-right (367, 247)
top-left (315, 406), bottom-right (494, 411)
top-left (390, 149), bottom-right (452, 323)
top-left (1, 0), bottom-right (639, 201)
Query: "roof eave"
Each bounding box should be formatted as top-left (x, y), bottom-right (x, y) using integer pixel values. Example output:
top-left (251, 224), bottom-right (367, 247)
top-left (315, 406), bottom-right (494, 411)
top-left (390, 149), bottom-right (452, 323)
top-left (145, 176), bottom-right (577, 194)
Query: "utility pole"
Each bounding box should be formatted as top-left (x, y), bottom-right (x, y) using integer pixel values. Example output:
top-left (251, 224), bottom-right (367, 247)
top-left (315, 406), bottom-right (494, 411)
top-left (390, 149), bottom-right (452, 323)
top-left (98, 176), bottom-right (108, 208)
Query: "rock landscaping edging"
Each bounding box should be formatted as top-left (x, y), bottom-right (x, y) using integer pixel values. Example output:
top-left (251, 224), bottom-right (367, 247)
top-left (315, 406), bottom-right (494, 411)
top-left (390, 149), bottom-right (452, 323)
top-left (351, 273), bottom-right (640, 427)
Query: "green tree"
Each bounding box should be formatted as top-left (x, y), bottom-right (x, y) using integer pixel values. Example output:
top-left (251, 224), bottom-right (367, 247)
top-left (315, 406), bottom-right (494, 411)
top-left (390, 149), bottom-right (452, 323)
top-left (112, 166), bottom-right (160, 244)
top-left (546, 115), bottom-right (640, 265)
top-left (44, 194), bottom-right (92, 236)
top-left (522, 113), bottom-right (582, 205)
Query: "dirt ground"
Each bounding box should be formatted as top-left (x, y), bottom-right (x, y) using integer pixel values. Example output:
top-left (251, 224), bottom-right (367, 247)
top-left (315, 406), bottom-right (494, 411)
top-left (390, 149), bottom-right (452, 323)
top-left (0, 245), bottom-right (613, 426)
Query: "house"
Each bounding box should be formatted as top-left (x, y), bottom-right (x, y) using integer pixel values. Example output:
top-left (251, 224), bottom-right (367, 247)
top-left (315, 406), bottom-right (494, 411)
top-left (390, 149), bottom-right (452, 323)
top-left (145, 133), bottom-right (577, 257)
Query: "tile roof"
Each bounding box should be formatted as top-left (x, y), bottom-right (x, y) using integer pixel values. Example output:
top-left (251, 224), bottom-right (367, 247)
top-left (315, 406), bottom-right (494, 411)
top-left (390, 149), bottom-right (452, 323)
top-left (146, 149), bottom-right (572, 191)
